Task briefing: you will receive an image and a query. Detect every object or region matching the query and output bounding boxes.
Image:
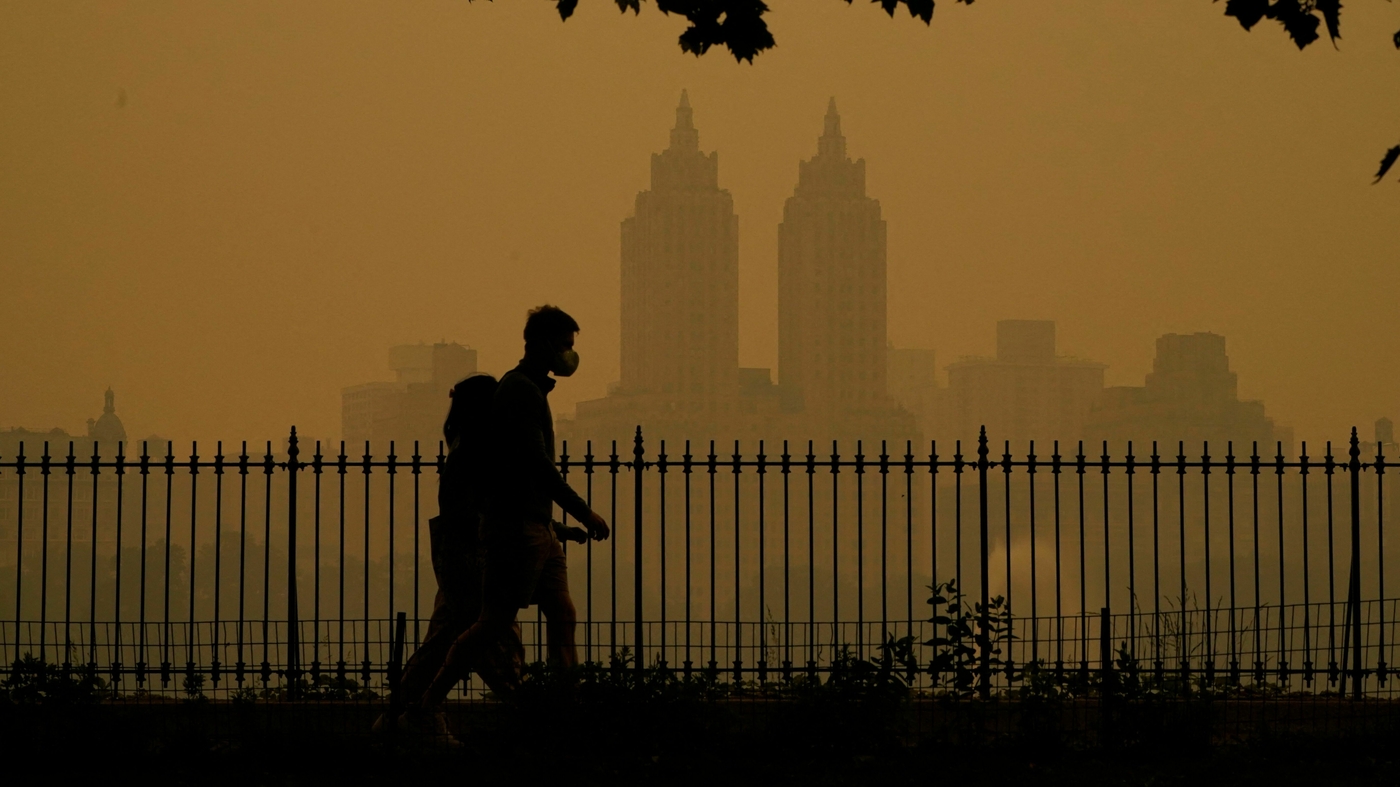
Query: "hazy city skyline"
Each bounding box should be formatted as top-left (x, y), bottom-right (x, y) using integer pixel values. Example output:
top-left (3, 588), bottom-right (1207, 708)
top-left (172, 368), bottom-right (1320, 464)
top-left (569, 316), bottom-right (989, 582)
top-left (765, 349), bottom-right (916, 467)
top-left (2, 2), bottom-right (1396, 445)
top-left (6, 6), bottom-right (1400, 774)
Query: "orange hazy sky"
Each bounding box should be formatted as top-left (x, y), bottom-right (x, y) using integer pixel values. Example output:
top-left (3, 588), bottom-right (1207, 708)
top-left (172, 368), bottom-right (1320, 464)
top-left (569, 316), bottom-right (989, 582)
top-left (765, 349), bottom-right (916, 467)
top-left (2, 0), bottom-right (1397, 445)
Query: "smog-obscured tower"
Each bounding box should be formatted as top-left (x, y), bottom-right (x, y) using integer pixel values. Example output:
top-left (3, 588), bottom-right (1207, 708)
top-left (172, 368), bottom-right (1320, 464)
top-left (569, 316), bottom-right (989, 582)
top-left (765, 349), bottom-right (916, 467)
top-left (778, 99), bottom-right (889, 417)
top-left (620, 90), bottom-right (739, 406)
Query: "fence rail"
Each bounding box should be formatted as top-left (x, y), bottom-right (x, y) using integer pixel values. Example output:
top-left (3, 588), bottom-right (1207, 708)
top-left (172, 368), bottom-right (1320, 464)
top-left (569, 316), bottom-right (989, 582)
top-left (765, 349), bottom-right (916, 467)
top-left (0, 426), bottom-right (1392, 700)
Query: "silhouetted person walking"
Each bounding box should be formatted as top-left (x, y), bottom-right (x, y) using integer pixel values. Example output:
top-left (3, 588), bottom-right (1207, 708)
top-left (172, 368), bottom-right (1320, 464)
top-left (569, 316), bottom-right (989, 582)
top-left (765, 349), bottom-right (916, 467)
top-left (418, 305), bottom-right (608, 721)
top-left (377, 374), bottom-right (519, 741)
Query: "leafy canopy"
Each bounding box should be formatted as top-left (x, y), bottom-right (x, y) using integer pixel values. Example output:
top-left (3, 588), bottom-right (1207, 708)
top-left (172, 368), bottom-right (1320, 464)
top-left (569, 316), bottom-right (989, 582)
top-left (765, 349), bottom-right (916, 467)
top-left (1220, 0), bottom-right (1344, 50)
top-left (554, 1), bottom-right (973, 63)
top-left (1216, 1), bottom-right (1400, 182)
top-left (529, 1), bottom-right (1400, 181)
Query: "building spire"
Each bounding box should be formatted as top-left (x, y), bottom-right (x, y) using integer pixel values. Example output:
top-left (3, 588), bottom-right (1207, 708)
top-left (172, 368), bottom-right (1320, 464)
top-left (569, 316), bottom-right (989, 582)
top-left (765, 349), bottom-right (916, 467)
top-left (818, 97), bottom-right (846, 159)
top-left (90, 386), bottom-right (127, 443)
top-left (669, 89), bottom-right (699, 151)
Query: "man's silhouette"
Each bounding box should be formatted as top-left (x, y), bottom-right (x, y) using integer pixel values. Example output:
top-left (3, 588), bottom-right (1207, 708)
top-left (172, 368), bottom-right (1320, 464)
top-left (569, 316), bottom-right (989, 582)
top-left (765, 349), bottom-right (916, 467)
top-left (417, 305), bottom-right (608, 723)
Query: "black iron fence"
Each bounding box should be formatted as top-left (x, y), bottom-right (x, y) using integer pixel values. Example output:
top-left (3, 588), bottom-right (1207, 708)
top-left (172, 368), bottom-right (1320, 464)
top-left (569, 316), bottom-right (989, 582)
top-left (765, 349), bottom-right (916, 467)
top-left (0, 426), bottom-right (1393, 701)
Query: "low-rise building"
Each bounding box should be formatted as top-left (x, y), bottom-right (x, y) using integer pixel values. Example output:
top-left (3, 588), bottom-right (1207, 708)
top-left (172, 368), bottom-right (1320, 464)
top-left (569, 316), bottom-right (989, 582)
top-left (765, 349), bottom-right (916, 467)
top-left (941, 320), bottom-right (1106, 446)
top-left (340, 342), bottom-right (477, 451)
top-left (1084, 332), bottom-right (1287, 452)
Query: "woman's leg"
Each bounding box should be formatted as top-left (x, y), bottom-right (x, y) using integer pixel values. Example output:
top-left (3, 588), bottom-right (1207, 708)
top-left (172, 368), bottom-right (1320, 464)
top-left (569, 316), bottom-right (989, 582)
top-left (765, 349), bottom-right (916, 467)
top-left (420, 598), bottom-right (521, 708)
top-left (398, 589), bottom-right (473, 706)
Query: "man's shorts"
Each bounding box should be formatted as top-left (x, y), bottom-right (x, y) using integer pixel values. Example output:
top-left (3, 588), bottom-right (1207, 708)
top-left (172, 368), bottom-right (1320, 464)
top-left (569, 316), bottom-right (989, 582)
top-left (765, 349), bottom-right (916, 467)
top-left (482, 518), bottom-right (569, 611)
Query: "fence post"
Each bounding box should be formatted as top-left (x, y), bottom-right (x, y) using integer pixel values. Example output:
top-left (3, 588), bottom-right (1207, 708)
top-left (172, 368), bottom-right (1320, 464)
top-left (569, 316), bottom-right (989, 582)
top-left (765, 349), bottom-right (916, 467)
top-left (388, 610), bottom-right (407, 713)
top-left (286, 427), bottom-right (300, 698)
top-left (1097, 607), bottom-right (1120, 744)
top-left (1100, 607), bottom-right (1113, 685)
top-left (1347, 427), bottom-right (1363, 699)
top-left (634, 426), bottom-right (645, 673)
top-left (977, 426), bottom-right (991, 699)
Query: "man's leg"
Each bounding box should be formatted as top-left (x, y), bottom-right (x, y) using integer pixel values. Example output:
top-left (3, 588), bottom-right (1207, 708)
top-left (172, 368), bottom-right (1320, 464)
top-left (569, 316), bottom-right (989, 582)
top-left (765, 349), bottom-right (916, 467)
top-left (533, 538), bottom-right (578, 671)
top-left (539, 591), bottom-right (578, 671)
top-left (421, 519), bottom-right (564, 704)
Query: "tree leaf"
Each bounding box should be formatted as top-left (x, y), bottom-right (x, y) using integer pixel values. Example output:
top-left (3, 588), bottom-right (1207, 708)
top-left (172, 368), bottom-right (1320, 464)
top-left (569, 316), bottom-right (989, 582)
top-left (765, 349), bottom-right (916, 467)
top-left (1269, 0), bottom-right (1321, 50)
top-left (1314, 0), bottom-right (1341, 44)
top-left (1393, 28), bottom-right (1399, 49)
top-left (614, 0), bottom-right (642, 12)
top-left (903, 0), bottom-right (935, 23)
top-left (661, 0), bottom-right (776, 62)
top-left (1375, 145), bottom-right (1400, 184)
top-left (556, 0), bottom-right (580, 21)
top-left (1222, 0), bottom-right (1269, 31)
top-left (843, 0), bottom-right (946, 26)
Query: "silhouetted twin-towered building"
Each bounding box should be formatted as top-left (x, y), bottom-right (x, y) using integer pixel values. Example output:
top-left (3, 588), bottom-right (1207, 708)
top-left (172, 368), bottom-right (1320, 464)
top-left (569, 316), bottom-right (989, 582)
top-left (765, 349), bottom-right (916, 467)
top-left (565, 92), bottom-right (914, 446)
top-left (330, 90), bottom-right (1299, 452)
top-left (562, 93), bottom-right (1294, 450)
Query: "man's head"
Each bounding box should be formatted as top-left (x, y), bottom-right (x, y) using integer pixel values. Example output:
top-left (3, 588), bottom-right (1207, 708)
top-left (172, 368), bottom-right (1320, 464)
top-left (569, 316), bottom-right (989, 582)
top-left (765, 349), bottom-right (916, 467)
top-left (523, 305), bottom-right (581, 377)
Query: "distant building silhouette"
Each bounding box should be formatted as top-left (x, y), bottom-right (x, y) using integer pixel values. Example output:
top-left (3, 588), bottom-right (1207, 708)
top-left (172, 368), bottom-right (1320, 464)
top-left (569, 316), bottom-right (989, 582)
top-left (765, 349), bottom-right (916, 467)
top-left (774, 99), bottom-right (914, 442)
top-left (1, 388), bottom-right (130, 456)
top-left (1360, 417), bottom-right (1394, 526)
top-left (887, 347), bottom-right (939, 438)
top-left (567, 96), bottom-right (916, 445)
top-left (621, 89), bottom-right (739, 404)
top-left (941, 320), bottom-right (1106, 445)
top-left (1084, 332), bottom-right (1287, 451)
top-left (341, 342), bottom-right (476, 449)
top-left (0, 389), bottom-right (137, 541)
top-left (86, 387), bottom-right (127, 444)
top-left (779, 99), bottom-right (888, 416)
top-left (569, 92), bottom-right (781, 444)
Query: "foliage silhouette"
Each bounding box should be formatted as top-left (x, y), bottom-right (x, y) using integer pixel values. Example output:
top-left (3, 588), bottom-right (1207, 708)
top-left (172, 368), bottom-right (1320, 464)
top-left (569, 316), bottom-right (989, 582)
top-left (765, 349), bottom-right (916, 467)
top-left (1, 654), bottom-right (106, 705)
top-left (1375, 145), bottom-right (1400, 183)
top-left (549, 1), bottom-right (972, 62)
top-left (926, 578), bottom-right (1017, 697)
top-left (526, 0), bottom-right (1400, 181)
top-left (1219, 0), bottom-right (1400, 181)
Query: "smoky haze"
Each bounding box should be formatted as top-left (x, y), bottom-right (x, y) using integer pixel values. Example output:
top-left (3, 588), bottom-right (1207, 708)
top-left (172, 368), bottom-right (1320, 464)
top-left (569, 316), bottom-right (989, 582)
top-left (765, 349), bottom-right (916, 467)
top-left (2, 1), bottom-right (1397, 447)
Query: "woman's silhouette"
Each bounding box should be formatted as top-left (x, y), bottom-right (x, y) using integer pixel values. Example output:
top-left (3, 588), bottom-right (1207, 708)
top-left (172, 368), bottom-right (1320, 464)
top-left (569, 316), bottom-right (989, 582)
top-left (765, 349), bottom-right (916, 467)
top-left (376, 374), bottom-right (516, 742)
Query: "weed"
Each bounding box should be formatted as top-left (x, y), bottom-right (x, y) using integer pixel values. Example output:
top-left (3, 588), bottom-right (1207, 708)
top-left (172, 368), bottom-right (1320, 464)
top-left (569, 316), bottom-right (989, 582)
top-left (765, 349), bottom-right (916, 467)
top-left (1, 654), bottom-right (106, 705)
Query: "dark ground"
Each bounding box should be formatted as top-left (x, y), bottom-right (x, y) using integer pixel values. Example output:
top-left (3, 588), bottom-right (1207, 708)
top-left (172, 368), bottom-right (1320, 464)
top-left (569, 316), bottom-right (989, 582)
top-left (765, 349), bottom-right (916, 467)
top-left (45, 735), bottom-right (1400, 787)
top-left (7, 699), bottom-right (1398, 787)
top-left (7, 659), bottom-right (1399, 786)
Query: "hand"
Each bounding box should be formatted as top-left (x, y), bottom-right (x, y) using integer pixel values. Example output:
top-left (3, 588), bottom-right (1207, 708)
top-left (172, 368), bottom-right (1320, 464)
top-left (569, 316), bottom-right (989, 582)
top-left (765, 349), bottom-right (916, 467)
top-left (584, 510), bottom-right (610, 541)
top-left (556, 524), bottom-right (589, 545)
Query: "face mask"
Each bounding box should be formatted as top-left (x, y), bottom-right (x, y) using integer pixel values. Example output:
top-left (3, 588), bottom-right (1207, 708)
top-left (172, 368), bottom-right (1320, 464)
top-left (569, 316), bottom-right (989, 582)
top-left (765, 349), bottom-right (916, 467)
top-left (552, 349), bottom-right (580, 377)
